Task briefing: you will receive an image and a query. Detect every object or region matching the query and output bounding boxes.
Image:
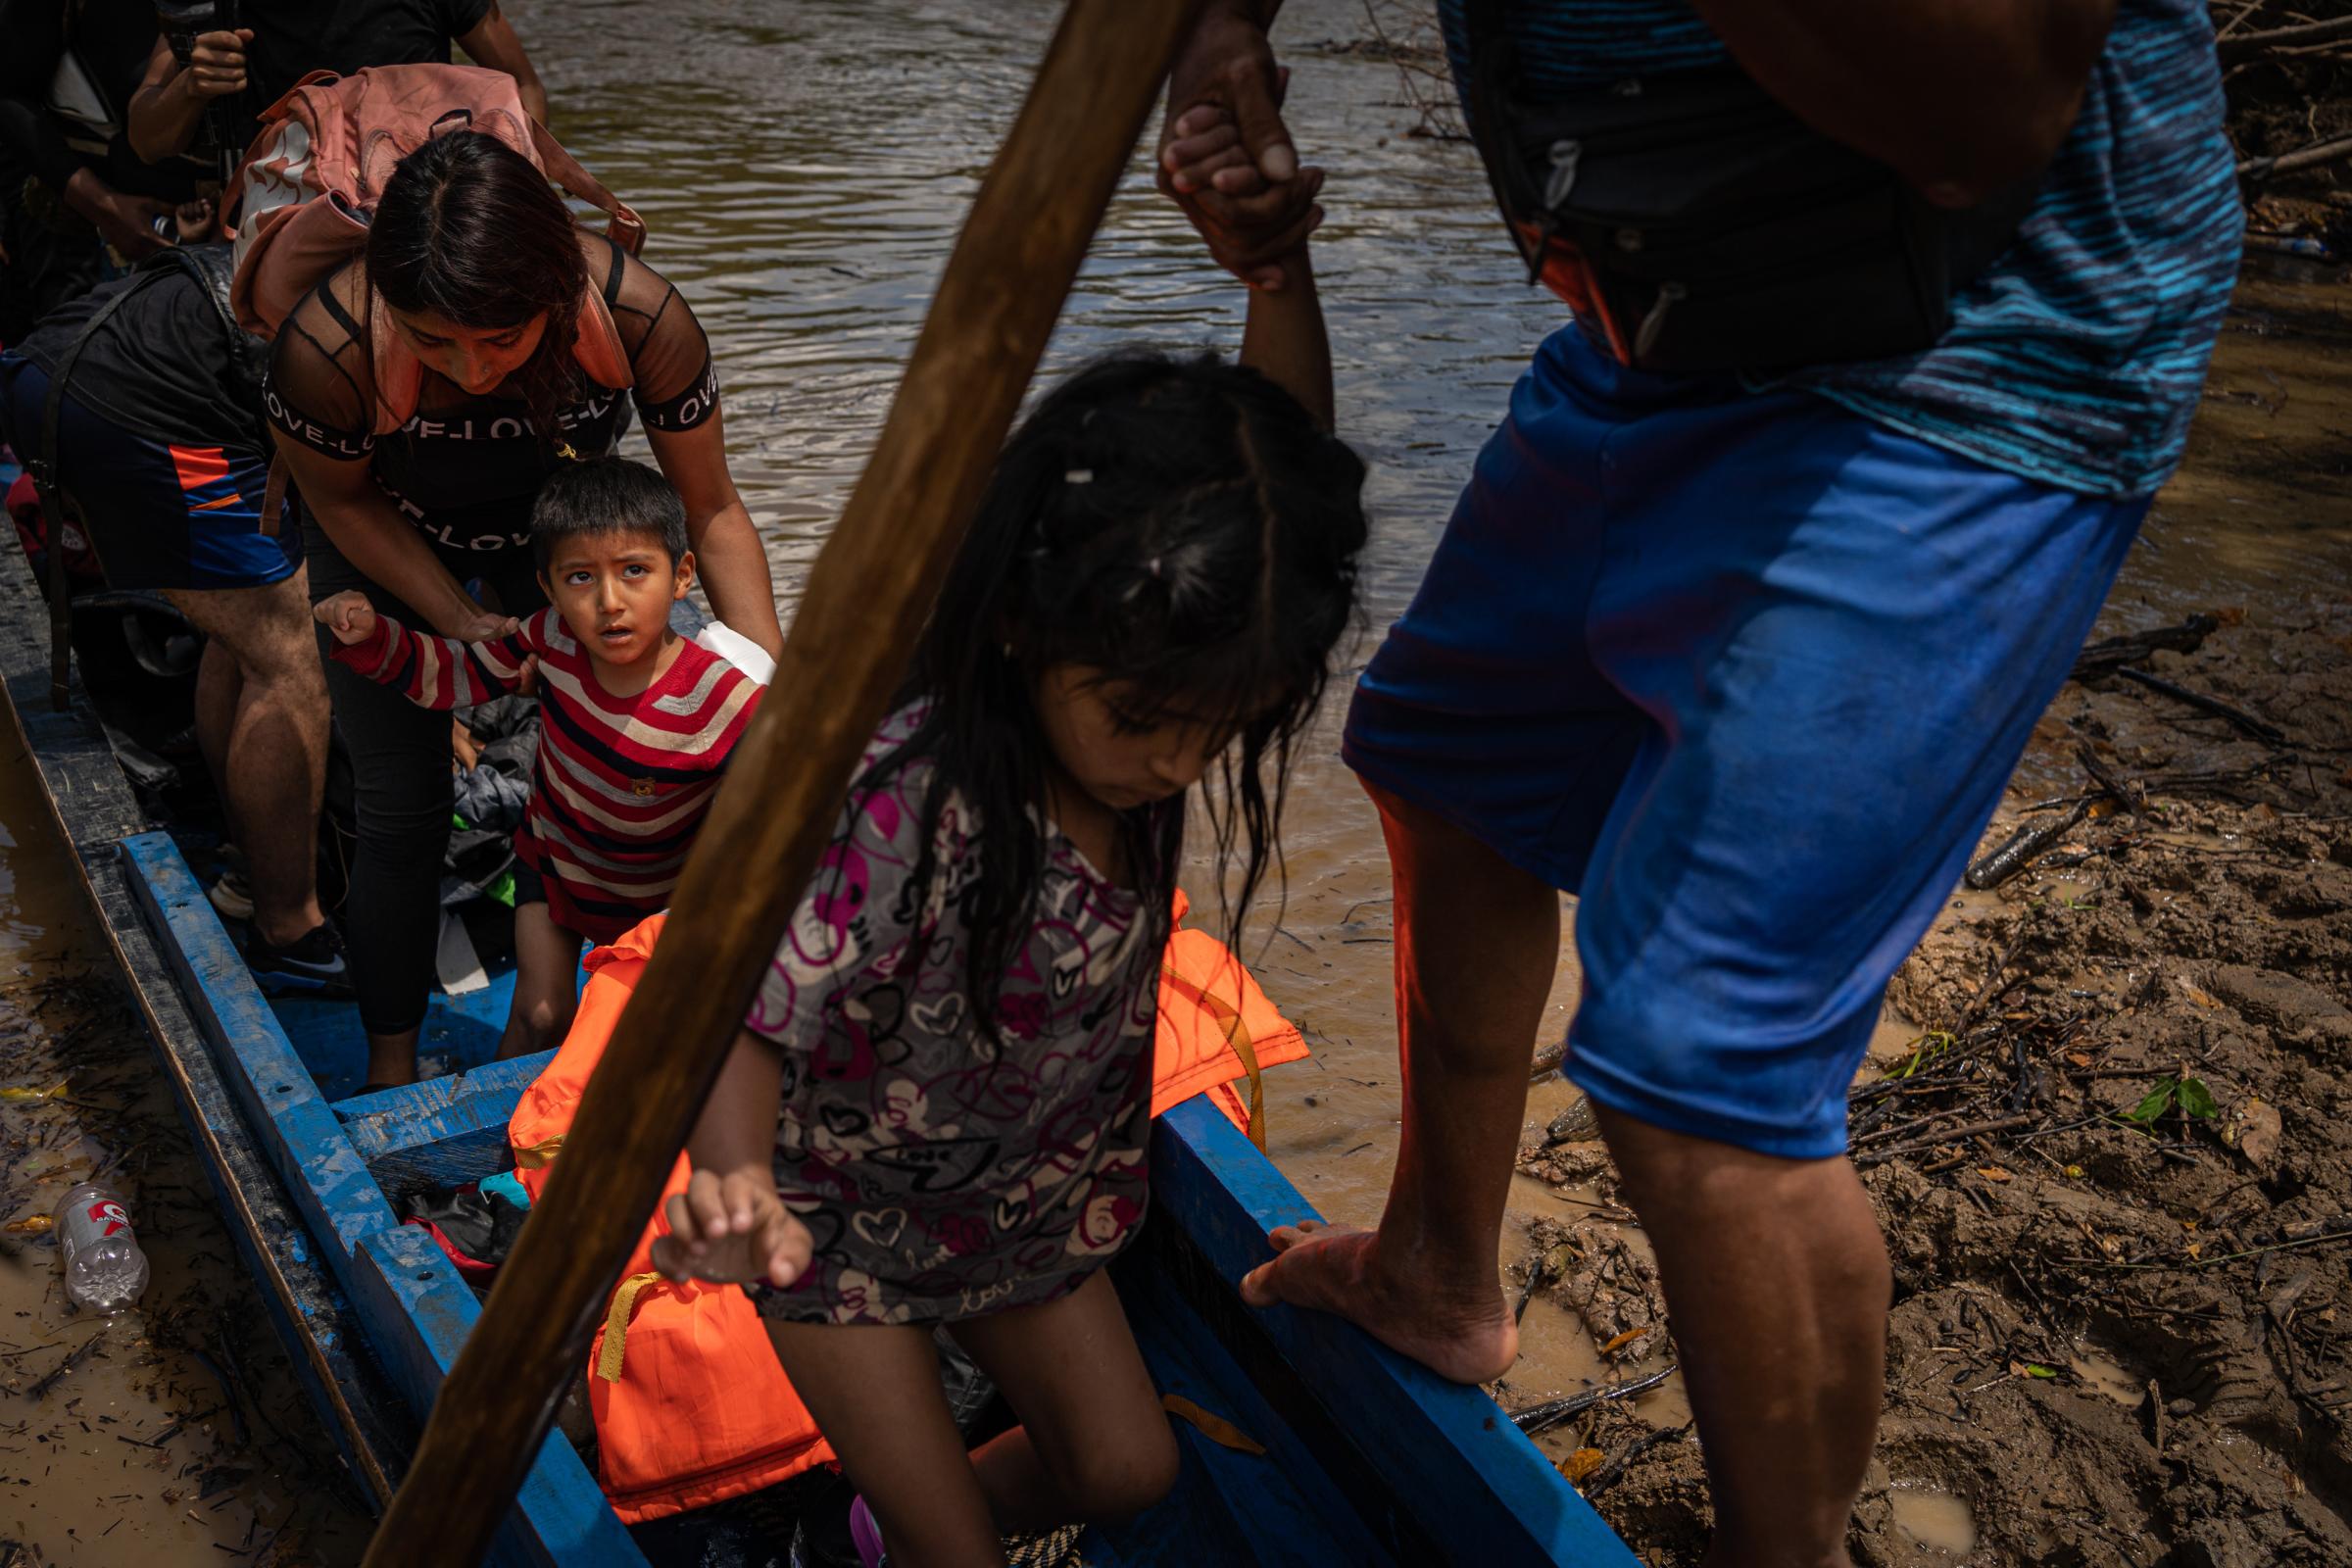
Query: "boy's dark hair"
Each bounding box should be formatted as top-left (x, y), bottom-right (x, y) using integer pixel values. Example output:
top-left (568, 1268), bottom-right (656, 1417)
top-left (877, 349), bottom-right (1368, 1043)
top-left (530, 457), bottom-right (690, 570)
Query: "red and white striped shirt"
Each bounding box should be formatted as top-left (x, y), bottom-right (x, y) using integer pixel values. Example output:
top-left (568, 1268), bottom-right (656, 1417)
top-left (332, 608), bottom-right (760, 942)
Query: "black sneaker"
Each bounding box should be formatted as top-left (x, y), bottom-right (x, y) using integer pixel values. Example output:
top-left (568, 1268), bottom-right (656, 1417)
top-left (247, 922), bottom-right (354, 999)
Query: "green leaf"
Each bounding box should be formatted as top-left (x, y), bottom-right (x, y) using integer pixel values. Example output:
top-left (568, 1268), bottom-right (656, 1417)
top-left (2177, 1077), bottom-right (2219, 1120)
top-left (2023, 1364), bottom-right (2058, 1379)
top-left (2126, 1082), bottom-right (2178, 1124)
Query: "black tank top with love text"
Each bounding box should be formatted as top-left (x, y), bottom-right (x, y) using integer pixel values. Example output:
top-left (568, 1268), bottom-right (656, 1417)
top-left (264, 234), bottom-right (720, 555)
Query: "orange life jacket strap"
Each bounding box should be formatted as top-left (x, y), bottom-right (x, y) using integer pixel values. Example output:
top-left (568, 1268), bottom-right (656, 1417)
top-left (514, 1134), bottom-right (567, 1170)
top-left (1159, 966), bottom-right (1267, 1151)
top-left (598, 1271), bottom-right (664, 1383)
top-left (1161, 1394), bottom-right (1266, 1455)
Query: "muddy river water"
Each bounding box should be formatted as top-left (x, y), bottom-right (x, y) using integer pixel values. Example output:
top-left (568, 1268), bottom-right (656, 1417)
top-left (3, 0), bottom-right (2350, 1555)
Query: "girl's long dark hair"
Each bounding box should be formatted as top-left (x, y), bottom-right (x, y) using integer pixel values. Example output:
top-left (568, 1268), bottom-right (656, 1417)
top-left (366, 131), bottom-right (587, 442)
top-left (881, 351), bottom-right (1368, 1040)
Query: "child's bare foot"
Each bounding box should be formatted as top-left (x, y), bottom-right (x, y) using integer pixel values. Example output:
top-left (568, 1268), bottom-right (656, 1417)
top-left (1237, 1217), bottom-right (1519, 1385)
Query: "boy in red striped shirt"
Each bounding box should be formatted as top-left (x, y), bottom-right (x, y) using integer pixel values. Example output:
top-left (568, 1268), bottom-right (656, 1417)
top-left (316, 459), bottom-right (762, 1059)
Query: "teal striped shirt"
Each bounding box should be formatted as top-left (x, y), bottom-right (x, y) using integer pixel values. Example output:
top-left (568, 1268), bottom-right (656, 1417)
top-left (1438, 0), bottom-right (2242, 499)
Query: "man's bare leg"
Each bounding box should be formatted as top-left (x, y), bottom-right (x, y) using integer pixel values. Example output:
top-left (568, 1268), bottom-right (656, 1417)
top-left (192, 636), bottom-right (238, 813)
top-left (1240, 780), bottom-right (1557, 1383)
top-left (167, 569), bottom-right (328, 949)
top-left (1595, 1105), bottom-right (1887, 1568)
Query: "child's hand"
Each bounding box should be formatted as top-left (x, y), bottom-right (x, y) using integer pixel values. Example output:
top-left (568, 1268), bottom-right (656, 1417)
top-left (651, 1165), bottom-right (812, 1289)
top-left (313, 591), bottom-right (379, 646)
top-left (1159, 101), bottom-right (1324, 290)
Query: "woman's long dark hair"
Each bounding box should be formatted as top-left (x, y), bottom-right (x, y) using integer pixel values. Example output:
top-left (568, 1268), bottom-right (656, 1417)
top-left (881, 351), bottom-right (1369, 1041)
top-left (366, 131), bottom-right (587, 442)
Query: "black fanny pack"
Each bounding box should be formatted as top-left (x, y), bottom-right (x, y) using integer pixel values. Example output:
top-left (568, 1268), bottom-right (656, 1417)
top-left (1462, 5), bottom-right (2039, 376)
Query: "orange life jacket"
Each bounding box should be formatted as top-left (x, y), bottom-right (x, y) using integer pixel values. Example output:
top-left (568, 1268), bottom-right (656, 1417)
top-left (508, 899), bottom-right (1306, 1524)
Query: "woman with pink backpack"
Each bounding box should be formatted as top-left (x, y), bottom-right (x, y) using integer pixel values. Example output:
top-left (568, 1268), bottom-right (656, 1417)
top-left (248, 70), bottom-right (783, 1090)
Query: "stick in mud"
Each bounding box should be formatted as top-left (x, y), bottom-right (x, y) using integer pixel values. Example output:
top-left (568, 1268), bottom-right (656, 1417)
top-left (2068, 612), bottom-right (2218, 684)
top-left (1851, 1112), bottom-right (2039, 1169)
top-left (2115, 665), bottom-right (2289, 745)
top-left (1509, 1363), bottom-right (1680, 1437)
top-left (24, 1333), bottom-right (105, 1403)
top-left (1964, 799), bottom-right (2095, 891)
top-left (1581, 1421), bottom-right (1692, 1498)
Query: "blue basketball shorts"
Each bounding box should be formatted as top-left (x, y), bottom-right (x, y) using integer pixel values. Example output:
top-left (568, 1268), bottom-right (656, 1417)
top-left (1344, 327), bottom-right (2147, 1159)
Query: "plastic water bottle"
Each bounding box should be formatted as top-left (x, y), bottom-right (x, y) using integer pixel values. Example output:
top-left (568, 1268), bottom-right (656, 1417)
top-left (55, 1182), bottom-right (149, 1313)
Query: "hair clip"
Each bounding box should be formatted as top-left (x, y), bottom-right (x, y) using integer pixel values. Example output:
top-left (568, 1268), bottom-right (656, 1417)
top-left (1064, 468), bottom-right (1093, 485)
top-left (1146, 556), bottom-right (1163, 579)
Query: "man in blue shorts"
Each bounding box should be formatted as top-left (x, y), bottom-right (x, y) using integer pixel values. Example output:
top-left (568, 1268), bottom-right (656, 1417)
top-left (1, 239), bottom-right (348, 995)
top-left (1159, 2), bottom-right (2239, 1561)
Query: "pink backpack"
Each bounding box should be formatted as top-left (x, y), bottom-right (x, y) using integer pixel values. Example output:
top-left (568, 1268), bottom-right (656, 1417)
top-left (228, 64), bottom-right (648, 436)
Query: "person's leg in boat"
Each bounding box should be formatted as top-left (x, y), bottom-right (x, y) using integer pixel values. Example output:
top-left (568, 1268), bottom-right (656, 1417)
top-left (1242, 326), bottom-right (1647, 1381)
top-left (1244, 784), bottom-right (1558, 1383)
top-left (498, 890), bottom-right (582, 1059)
top-left (164, 569), bottom-right (333, 953)
top-left (307, 514), bottom-right (458, 1087)
top-left (190, 635), bottom-right (238, 816)
top-left (762, 1318), bottom-right (1007, 1568)
top-left (1246, 328), bottom-right (2151, 1564)
top-left (949, 1269), bottom-right (1180, 1536)
top-left (0, 392), bottom-right (343, 984)
top-left (188, 634), bottom-right (255, 924)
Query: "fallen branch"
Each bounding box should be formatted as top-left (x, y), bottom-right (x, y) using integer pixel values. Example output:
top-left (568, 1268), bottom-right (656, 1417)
top-left (1510, 1364), bottom-right (1679, 1436)
top-left (2068, 613), bottom-right (2218, 685)
top-left (1530, 1039), bottom-right (1567, 1082)
top-left (2131, 760), bottom-right (2278, 801)
top-left (1513, 1248), bottom-right (1556, 1324)
top-left (2083, 1227), bottom-right (2352, 1271)
top-left (1581, 1422), bottom-right (1693, 1497)
top-left (2238, 133), bottom-right (2352, 182)
top-left (1965, 799), bottom-right (2093, 891)
top-left (1852, 1112), bottom-right (2039, 1168)
top-left (2116, 666), bottom-right (2288, 745)
top-left (2074, 743), bottom-right (2144, 814)
top-left (2218, 15), bottom-right (2352, 56)
top-left (24, 1334), bottom-right (105, 1402)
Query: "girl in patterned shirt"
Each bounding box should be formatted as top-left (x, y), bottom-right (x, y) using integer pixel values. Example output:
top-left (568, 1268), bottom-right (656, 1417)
top-left (654, 207), bottom-right (1365, 1564)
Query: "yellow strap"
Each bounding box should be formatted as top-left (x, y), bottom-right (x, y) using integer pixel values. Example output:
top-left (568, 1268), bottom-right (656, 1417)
top-left (1161, 965), bottom-right (1267, 1151)
top-left (1161, 1394), bottom-right (1266, 1455)
top-left (596, 1271), bottom-right (664, 1383)
top-left (513, 1134), bottom-right (566, 1170)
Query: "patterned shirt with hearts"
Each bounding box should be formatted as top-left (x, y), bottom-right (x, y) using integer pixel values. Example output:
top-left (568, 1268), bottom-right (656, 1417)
top-left (742, 704), bottom-right (1158, 1325)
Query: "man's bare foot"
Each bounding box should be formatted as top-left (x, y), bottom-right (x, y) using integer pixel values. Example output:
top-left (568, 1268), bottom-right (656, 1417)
top-left (1237, 1218), bottom-right (1518, 1384)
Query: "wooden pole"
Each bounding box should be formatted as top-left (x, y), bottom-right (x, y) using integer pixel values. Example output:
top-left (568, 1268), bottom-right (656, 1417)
top-left (360, 4), bottom-right (1200, 1560)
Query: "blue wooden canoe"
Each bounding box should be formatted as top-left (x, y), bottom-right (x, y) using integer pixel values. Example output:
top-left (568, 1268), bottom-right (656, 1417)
top-left (0, 539), bottom-right (1638, 1567)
